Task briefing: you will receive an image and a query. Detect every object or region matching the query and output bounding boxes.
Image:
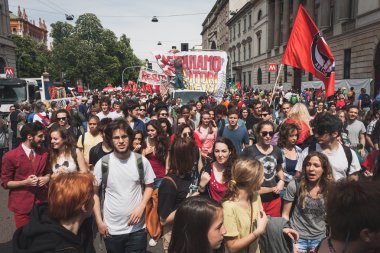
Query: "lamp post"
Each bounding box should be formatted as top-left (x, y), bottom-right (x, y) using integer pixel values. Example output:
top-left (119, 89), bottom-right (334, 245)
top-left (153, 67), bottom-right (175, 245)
top-left (17, 53), bottom-right (30, 78)
top-left (121, 65), bottom-right (143, 87)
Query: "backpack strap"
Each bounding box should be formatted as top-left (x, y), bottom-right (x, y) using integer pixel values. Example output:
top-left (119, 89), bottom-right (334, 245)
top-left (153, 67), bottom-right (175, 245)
top-left (163, 176), bottom-right (177, 190)
top-left (135, 153), bottom-right (145, 193)
top-left (81, 133), bottom-right (85, 150)
top-left (100, 154), bottom-right (111, 213)
top-left (342, 145), bottom-right (353, 177)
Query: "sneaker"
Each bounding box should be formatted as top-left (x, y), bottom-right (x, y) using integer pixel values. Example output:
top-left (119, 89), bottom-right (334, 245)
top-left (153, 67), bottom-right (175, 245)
top-left (149, 238), bottom-right (158, 247)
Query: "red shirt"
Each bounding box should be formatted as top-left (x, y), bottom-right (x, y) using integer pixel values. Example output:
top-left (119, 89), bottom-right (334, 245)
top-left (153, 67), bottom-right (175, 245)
top-left (209, 164), bottom-right (227, 202)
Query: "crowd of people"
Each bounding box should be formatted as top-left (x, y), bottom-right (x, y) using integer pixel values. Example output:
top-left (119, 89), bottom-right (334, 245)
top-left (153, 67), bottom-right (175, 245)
top-left (0, 85), bottom-right (380, 253)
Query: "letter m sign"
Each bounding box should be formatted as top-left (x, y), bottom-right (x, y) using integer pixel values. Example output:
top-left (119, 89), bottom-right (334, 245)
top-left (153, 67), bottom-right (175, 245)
top-left (4, 67), bottom-right (15, 78)
top-left (268, 63), bottom-right (277, 73)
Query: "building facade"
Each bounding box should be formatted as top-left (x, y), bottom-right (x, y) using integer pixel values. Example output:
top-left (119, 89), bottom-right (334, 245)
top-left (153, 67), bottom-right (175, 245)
top-left (201, 0), bottom-right (230, 52)
top-left (0, 0), bottom-right (16, 74)
top-left (213, 0), bottom-right (380, 91)
top-left (10, 6), bottom-right (48, 46)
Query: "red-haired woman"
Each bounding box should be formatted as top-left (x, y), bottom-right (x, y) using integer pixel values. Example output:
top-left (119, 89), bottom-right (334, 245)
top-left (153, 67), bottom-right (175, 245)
top-left (13, 172), bottom-right (96, 253)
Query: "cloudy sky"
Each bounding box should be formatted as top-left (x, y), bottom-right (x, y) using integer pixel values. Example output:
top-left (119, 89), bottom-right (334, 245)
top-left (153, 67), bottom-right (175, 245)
top-left (9, 0), bottom-right (216, 63)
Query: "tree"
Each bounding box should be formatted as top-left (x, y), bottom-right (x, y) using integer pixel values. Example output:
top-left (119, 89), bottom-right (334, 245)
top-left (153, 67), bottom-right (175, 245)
top-left (11, 35), bottom-right (51, 78)
top-left (50, 13), bottom-right (142, 88)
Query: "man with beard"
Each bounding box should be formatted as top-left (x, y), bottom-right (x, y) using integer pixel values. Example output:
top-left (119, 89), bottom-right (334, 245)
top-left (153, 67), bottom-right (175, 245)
top-left (93, 119), bottom-right (155, 252)
top-left (1, 122), bottom-right (51, 228)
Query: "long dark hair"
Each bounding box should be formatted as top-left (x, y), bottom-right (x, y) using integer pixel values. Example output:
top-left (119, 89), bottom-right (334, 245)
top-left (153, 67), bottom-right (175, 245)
top-left (197, 111), bottom-right (216, 134)
top-left (168, 137), bottom-right (196, 176)
top-left (146, 120), bottom-right (169, 163)
top-left (168, 197), bottom-right (224, 253)
top-left (212, 137), bottom-right (237, 183)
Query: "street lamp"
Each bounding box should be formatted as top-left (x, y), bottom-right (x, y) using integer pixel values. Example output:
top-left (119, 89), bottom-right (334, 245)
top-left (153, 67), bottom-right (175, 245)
top-left (151, 16), bottom-right (158, 22)
top-left (17, 53), bottom-right (30, 78)
top-left (121, 66), bottom-right (143, 87)
top-left (157, 41), bottom-right (162, 45)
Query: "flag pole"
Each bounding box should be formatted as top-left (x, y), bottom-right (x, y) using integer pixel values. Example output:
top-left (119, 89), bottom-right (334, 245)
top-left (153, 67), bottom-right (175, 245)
top-left (269, 63), bottom-right (283, 106)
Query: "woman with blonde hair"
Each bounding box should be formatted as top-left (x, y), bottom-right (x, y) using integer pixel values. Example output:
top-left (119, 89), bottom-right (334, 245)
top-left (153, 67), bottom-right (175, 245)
top-left (282, 152), bottom-right (334, 253)
top-left (222, 157), bottom-right (268, 253)
top-left (285, 103), bottom-right (311, 145)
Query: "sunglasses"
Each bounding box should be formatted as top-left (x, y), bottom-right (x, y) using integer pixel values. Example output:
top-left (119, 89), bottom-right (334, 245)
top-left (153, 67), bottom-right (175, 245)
top-left (160, 113), bottom-right (168, 116)
top-left (260, 131), bottom-right (274, 137)
top-left (57, 117), bottom-right (67, 121)
top-left (260, 113), bottom-right (269, 117)
top-left (182, 132), bottom-right (193, 138)
top-left (140, 108), bottom-right (146, 111)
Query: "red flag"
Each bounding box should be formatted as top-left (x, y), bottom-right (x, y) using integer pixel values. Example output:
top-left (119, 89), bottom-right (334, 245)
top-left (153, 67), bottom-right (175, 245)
top-left (236, 81), bottom-right (241, 90)
top-left (314, 86), bottom-right (323, 97)
top-left (282, 5), bottom-right (335, 97)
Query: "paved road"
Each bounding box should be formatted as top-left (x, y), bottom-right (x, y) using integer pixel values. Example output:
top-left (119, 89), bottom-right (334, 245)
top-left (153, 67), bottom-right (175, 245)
top-left (0, 181), bottom-right (164, 253)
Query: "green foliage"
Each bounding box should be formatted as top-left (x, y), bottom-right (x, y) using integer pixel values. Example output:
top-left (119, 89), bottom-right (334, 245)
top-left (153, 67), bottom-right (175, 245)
top-left (12, 35), bottom-right (51, 78)
top-left (49, 13), bottom-right (142, 89)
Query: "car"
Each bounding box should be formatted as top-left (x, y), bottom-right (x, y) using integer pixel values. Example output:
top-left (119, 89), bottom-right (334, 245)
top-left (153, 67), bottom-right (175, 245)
top-left (171, 89), bottom-right (207, 104)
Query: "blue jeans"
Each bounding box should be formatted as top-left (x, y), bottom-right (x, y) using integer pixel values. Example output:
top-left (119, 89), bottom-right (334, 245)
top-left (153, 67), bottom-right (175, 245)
top-left (296, 238), bottom-right (322, 252)
top-left (175, 73), bottom-right (184, 89)
top-left (154, 178), bottom-right (163, 189)
top-left (104, 229), bottom-right (147, 253)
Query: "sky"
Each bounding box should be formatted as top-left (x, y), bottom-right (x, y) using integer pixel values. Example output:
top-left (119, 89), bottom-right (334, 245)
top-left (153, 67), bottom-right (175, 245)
top-left (8, 0), bottom-right (216, 64)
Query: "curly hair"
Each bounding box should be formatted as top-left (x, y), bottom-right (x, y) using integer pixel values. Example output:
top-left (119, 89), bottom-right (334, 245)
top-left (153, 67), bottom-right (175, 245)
top-left (49, 125), bottom-right (77, 168)
top-left (146, 120), bottom-right (170, 163)
top-left (212, 137), bottom-right (237, 184)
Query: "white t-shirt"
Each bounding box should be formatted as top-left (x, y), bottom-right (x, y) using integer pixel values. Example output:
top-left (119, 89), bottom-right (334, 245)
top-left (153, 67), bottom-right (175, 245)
top-left (96, 111), bottom-right (118, 120)
top-left (93, 152), bottom-right (155, 235)
top-left (113, 111), bottom-right (124, 119)
top-left (295, 144), bottom-right (361, 181)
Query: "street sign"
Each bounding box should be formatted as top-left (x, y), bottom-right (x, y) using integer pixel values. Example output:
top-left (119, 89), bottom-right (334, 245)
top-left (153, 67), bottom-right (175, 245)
top-left (4, 67), bottom-right (15, 78)
top-left (268, 63), bottom-right (277, 72)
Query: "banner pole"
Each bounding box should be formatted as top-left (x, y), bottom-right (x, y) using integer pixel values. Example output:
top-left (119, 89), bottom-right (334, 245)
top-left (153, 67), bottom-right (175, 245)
top-left (269, 64), bottom-right (283, 106)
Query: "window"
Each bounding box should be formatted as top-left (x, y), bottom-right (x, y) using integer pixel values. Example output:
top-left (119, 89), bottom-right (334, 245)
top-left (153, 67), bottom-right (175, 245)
top-left (238, 48), bottom-right (241, 62)
top-left (243, 72), bottom-right (246, 86)
top-left (268, 71), bottom-right (271, 83)
top-left (233, 25), bottom-right (236, 39)
top-left (230, 29), bottom-right (232, 42)
top-left (248, 42), bottom-right (252, 59)
top-left (249, 13), bottom-right (252, 28)
top-left (257, 68), bottom-right (262, 85)
top-left (243, 18), bottom-right (247, 32)
top-left (248, 71), bottom-right (252, 86)
top-left (308, 73), bottom-right (313, 81)
top-left (243, 45), bottom-right (246, 60)
top-left (233, 49), bottom-right (236, 62)
top-left (258, 36), bottom-right (261, 55)
top-left (344, 48), bottom-right (351, 79)
top-left (238, 22), bottom-right (241, 37)
top-left (258, 10), bottom-right (262, 21)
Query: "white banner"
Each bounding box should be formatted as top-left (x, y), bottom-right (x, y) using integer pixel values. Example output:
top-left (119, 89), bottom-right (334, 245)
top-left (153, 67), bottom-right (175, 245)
top-left (138, 67), bottom-right (168, 86)
top-left (152, 51), bottom-right (228, 98)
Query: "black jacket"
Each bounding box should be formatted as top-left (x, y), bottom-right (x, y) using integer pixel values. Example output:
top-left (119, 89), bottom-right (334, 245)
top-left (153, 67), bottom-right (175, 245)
top-left (13, 203), bottom-right (95, 253)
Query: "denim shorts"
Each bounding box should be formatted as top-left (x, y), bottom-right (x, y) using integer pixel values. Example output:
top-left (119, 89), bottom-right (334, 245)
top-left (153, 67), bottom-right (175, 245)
top-left (296, 238), bottom-right (322, 252)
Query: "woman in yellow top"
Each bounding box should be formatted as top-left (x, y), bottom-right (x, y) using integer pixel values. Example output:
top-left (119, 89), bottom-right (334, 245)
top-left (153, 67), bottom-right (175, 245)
top-left (222, 158), bottom-right (268, 253)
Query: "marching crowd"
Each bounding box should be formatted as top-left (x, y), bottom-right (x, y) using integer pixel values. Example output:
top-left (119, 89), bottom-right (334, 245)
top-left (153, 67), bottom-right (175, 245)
top-left (0, 86), bottom-right (380, 253)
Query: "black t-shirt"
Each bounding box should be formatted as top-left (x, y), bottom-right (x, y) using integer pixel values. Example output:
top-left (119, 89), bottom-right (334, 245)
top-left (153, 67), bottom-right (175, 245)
top-left (158, 173), bottom-right (192, 220)
top-left (246, 115), bottom-right (262, 131)
top-left (241, 145), bottom-right (283, 202)
top-left (89, 142), bottom-right (112, 166)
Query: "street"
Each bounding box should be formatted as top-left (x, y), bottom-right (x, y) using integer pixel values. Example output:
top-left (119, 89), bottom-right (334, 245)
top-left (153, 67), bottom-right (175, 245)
top-left (0, 183), bottom-right (164, 253)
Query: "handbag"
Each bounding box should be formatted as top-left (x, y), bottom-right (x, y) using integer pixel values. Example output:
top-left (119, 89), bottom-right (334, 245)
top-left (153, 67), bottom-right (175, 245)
top-left (145, 176), bottom-right (177, 240)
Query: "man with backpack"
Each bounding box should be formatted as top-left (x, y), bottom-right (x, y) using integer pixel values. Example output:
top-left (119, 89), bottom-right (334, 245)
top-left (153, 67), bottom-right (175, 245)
top-left (295, 113), bottom-right (361, 181)
top-left (93, 119), bottom-right (155, 253)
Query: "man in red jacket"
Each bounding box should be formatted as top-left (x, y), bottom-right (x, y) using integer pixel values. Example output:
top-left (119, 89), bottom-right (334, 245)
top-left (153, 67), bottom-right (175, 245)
top-left (1, 122), bottom-right (51, 228)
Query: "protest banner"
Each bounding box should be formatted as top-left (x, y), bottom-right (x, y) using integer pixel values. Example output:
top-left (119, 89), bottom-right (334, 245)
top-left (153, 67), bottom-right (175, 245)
top-left (153, 50), bottom-right (228, 99)
top-left (138, 67), bottom-right (168, 86)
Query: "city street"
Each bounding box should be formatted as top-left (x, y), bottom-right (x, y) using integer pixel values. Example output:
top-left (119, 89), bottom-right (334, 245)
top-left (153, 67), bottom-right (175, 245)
top-left (0, 184), bottom-right (164, 253)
